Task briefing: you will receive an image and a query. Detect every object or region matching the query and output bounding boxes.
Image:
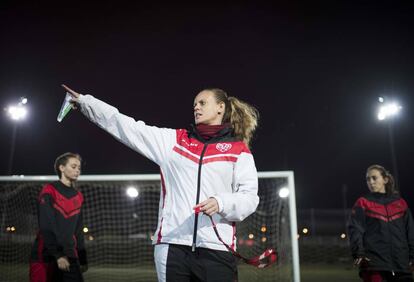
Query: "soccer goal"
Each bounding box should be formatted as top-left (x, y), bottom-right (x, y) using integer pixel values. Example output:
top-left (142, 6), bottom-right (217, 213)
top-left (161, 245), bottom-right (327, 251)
top-left (0, 172), bottom-right (299, 282)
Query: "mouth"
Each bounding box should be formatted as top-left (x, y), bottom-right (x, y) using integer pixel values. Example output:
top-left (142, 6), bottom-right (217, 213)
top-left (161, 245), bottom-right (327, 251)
top-left (194, 113), bottom-right (202, 119)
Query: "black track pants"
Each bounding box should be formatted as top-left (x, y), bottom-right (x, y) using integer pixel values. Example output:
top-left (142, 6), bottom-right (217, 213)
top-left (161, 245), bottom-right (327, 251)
top-left (154, 244), bottom-right (238, 282)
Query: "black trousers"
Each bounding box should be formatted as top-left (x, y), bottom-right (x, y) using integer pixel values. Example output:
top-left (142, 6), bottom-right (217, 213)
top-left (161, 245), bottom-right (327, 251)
top-left (361, 270), bottom-right (414, 282)
top-left (165, 244), bottom-right (238, 282)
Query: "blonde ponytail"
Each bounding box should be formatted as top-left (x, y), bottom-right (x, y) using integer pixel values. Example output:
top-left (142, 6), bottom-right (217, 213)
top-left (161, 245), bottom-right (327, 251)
top-left (227, 97), bottom-right (259, 147)
top-left (205, 88), bottom-right (259, 147)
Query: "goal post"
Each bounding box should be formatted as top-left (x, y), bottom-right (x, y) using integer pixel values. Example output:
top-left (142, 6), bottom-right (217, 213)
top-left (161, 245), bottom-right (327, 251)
top-left (0, 171), bottom-right (299, 282)
top-left (256, 171), bottom-right (300, 282)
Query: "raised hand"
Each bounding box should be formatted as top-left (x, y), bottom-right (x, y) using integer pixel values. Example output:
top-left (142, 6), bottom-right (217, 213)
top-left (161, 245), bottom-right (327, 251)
top-left (62, 84), bottom-right (81, 101)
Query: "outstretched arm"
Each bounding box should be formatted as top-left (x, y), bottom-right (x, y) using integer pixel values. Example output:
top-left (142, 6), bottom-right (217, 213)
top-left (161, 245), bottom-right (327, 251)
top-left (61, 84), bottom-right (176, 165)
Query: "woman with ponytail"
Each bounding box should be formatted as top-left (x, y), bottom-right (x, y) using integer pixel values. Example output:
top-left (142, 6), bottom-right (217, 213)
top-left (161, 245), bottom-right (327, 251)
top-left (61, 85), bottom-right (260, 282)
top-left (348, 165), bottom-right (414, 282)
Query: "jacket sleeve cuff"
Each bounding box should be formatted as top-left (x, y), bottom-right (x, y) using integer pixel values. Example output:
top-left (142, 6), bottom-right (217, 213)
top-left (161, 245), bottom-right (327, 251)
top-left (211, 196), bottom-right (223, 213)
top-left (78, 94), bottom-right (85, 101)
top-left (54, 251), bottom-right (65, 260)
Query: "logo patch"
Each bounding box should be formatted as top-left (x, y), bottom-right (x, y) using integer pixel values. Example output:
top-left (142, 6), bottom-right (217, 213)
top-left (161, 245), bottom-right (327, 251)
top-left (181, 139), bottom-right (198, 147)
top-left (216, 143), bottom-right (232, 152)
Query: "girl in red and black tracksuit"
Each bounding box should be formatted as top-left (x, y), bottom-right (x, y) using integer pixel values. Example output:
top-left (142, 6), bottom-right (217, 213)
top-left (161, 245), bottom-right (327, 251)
top-left (30, 152), bottom-right (88, 282)
top-left (348, 165), bottom-right (414, 282)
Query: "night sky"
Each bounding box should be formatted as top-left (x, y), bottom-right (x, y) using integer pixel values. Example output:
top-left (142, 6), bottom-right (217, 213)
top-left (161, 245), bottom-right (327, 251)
top-left (1, 1), bottom-right (413, 210)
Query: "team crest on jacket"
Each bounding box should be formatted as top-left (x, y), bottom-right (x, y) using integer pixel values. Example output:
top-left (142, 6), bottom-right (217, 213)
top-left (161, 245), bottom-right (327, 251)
top-left (216, 143), bottom-right (232, 152)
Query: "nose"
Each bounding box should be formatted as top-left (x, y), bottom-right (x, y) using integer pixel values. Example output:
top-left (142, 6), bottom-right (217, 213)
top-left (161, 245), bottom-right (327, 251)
top-left (194, 104), bottom-right (200, 111)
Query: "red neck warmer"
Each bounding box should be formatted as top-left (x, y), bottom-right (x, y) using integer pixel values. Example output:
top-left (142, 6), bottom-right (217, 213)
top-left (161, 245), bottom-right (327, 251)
top-left (196, 123), bottom-right (231, 140)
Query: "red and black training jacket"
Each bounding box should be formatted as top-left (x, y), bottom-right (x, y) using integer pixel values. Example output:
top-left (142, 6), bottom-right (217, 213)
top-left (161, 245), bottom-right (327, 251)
top-left (30, 181), bottom-right (87, 266)
top-left (348, 192), bottom-right (414, 273)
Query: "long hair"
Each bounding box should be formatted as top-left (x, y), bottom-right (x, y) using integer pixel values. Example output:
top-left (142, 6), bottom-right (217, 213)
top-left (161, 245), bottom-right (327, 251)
top-left (366, 164), bottom-right (398, 195)
top-left (205, 88), bottom-right (259, 147)
top-left (54, 152), bottom-right (82, 178)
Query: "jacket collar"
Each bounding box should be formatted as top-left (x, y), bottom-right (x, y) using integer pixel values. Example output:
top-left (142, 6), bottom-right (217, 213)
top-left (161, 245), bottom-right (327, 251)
top-left (188, 124), bottom-right (234, 143)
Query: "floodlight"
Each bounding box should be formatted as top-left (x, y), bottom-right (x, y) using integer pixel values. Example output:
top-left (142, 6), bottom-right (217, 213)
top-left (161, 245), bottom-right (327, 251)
top-left (7, 105), bottom-right (27, 120)
top-left (126, 187), bottom-right (139, 198)
top-left (377, 102), bottom-right (402, 121)
top-left (278, 187), bottom-right (290, 198)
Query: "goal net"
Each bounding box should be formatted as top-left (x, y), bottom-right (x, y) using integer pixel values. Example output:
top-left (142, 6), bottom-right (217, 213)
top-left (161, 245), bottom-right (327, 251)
top-left (0, 172), bottom-right (299, 282)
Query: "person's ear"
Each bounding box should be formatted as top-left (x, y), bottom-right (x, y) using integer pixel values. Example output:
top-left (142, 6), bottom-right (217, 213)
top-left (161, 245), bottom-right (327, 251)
top-left (218, 102), bottom-right (225, 115)
top-left (59, 164), bottom-right (65, 173)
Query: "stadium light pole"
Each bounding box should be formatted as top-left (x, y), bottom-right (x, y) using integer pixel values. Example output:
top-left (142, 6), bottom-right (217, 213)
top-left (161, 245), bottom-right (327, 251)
top-left (377, 96), bottom-right (402, 189)
top-left (5, 97), bottom-right (28, 175)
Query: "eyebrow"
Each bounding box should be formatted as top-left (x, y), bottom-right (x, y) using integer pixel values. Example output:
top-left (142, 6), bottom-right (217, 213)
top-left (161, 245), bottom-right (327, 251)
top-left (194, 99), bottom-right (206, 104)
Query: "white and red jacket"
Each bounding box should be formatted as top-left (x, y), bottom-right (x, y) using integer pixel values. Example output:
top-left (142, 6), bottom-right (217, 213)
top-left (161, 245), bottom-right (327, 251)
top-left (78, 94), bottom-right (259, 252)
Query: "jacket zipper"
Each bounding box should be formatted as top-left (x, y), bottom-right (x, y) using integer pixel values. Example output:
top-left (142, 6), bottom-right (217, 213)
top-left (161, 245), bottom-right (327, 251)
top-left (192, 143), bottom-right (208, 252)
top-left (384, 204), bottom-right (395, 275)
